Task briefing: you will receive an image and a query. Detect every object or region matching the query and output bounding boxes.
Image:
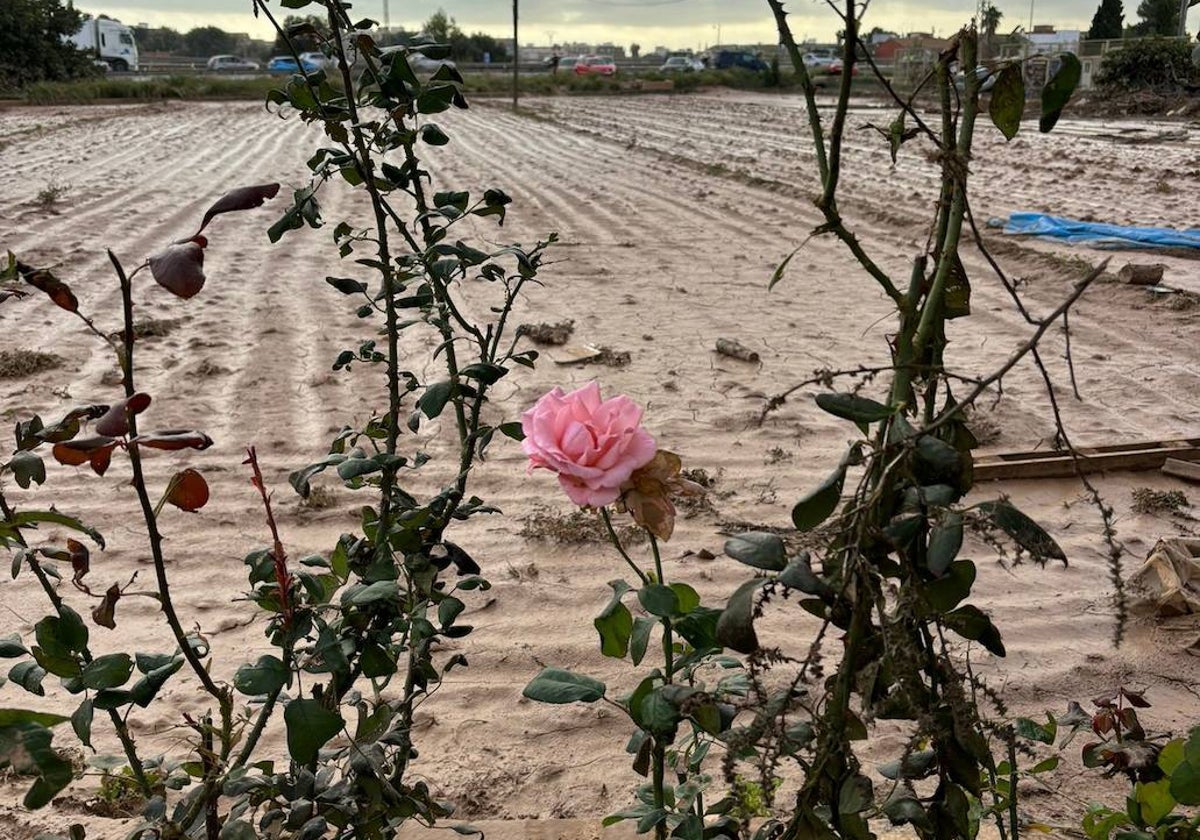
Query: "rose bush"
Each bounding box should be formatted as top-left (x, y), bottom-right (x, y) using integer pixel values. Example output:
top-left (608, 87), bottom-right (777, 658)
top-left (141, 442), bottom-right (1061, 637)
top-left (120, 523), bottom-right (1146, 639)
top-left (521, 381), bottom-right (657, 506)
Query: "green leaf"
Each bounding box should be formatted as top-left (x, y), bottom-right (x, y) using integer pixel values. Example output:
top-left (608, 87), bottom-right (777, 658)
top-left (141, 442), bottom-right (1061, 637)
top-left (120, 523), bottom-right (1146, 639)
top-left (71, 699), bottom-right (93, 748)
top-left (9, 511), bottom-right (104, 549)
top-left (792, 463), bottom-right (846, 531)
top-left (1016, 717), bottom-right (1055, 745)
top-left (989, 63), bottom-right (1025, 141)
top-left (325, 276), bottom-right (367, 295)
top-left (1134, 778), bottom-right (1175, 826)
top-left (8, 451), bottom-right (46, 488)
top-left (421, 124), bottom-right (450, 146)
top-left (923, 559), bottom-right (976, 613)
top-left (883, 794), bottom-right (930, 829)
top-left (815, 393), bottom-right (893, 433)
top-left (669, 583), bottom-right (700, 614)
top-left (879, 750), bottom-right (936, 780)
top-left (522, 667), bottom-right (606, 704)
top-left (234, 655), bottom-right (289, 696)
top-left (927, 512), bottom-right (963, 577)
top-left (418, 380), bottom-right (454, 419)
top-left (768, 242), bottom-right (805, 291)
top-left (976, 500), bottom-right (1066, 563)
top-left (288, 452), bottom-right (347, 498)
top-left (943, 604), bottom-right (1005, 656)
top-left (1039, 53), bottom-right (1081, 133)
top-left (129, 657), bottom-right (183, 707)
top-left (0, 634), bottom-right (28, 658)
top-left (1031, 756), bottom-right (1060, 774)
top-left (716, 578), bottom-right (764, 654)
top-left (284, 699), bottom-right (343, 765)
top-left (341, 580), bottom-right (399, 607)
top-left (594, 581), bottom-right (633, 658)
top-left (724, 532), bottom-right (787, 571)
top-left (8, 661), bottom-right (46, 696)
top-left (80, 653), bottom-right (133, 691)
top-left (637, 583), bottom-right (679, 618)
top-left (0, 709), bottom-right (67, 728)
top-left (630, 616), bottom-right (655, 666)
top-left (1170, 755), bottom-right (1200, 805)
top-left (838, 775), bottom-right (873, 814)
top-left (638, 688), bottom-right (681, 736)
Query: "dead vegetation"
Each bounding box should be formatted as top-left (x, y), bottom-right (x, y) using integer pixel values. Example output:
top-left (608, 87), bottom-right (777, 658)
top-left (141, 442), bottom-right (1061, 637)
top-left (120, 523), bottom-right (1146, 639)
top-left (0, 349), bottom-right (63, 379)
top-left (1131, 487), bottom-right (1190, 515)
top-left (520, 507), bottom-right (645, 545)
top-left (517, 319), bottom-right (575, 346)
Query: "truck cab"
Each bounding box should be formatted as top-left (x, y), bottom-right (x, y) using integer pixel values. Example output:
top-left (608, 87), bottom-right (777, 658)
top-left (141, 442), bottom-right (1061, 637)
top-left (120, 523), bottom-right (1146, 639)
top-left (69, 16), bottom-right (139, 72)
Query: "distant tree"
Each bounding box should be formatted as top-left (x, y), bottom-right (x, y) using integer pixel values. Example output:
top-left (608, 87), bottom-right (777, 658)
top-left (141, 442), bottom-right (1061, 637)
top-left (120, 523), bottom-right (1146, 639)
top-left (464, 32), bottom-right (506, 61)
top-left (1134, 0), bottom-right (1179, 35)
top-left (133, 25), bottom-right (185, 53)
top-left (630, 43), bottom-right (641, 58)
top-left (1086, 0), bottom-right (1126, 38)
top-left (0, 0), bottom-right (97, 92)
top-left (981, 4), bottom-right (1003, 39)
top-left (183, 26), bottom-right (237, 57)
top-left (273, 15), bottom-right (329, 55)
top-left (421, 9), bottom-right (463, 44)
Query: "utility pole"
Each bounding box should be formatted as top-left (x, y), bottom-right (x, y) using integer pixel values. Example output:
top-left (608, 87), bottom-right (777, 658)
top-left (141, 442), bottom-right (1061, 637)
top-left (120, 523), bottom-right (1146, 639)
top-left (1178, 0), bottom-right (1190, 37)
top-left (513, 0), bottom-right (519, 111)
top-left (383, 0), bottom-right (390, 31)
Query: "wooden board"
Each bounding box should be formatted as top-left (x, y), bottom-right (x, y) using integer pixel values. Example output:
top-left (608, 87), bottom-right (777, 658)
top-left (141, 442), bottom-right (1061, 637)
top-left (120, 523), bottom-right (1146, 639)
top-left (973, 438), bottom-right (1200, 481)
top-left (1163, 457), bottom-right (1200, 483)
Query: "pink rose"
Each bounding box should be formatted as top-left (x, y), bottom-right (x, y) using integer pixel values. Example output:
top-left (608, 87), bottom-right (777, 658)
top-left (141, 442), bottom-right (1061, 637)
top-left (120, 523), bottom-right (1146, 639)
top-left (521, 381), bottom-right (657, 507)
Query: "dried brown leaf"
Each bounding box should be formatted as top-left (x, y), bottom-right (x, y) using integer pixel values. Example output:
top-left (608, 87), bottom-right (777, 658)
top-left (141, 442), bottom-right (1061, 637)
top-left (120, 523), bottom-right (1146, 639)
top-left (166, 468), bottom-right (209, 512)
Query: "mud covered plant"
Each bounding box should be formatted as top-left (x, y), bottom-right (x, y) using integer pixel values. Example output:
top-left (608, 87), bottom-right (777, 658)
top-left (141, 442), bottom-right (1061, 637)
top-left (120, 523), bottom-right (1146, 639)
top-left (712, 4), bottom-right (1108, 839)
top-left (0, 0), bottom-right (553, 836)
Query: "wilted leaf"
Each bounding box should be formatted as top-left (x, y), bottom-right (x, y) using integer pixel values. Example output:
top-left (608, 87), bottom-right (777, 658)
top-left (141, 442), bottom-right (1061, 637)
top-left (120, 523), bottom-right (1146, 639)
top-left (92, 584), bottom-right (120, 629)
top-left (724, 532), bottom-right (787, 571)
top-left (989, 63), bottom-right (1025, 141)
top-left (1039, 53), bottom-right (1081, 133)
top-left (94, 393), bottom-right (151, 437)
top-left (193, 183), bottom-right (281, 236)
top-left (67, 539), bottom-right (88, 584)
top-left (815, 392), bottom-right (894, 433)
top-left (165, 469), bottom-right (209, 512)
top-left (17, 262), bottom-right (77, 312)
top-left (130, 430), bottom-right (213, 451)
top-left (716, 578), bottom-right (764, 654)
top-left (9, 451), bottom-right (45, 489)
top-left (52, 438), bottom-right (118, 474)
top-left (149, 241), bottom-right (206, 299)
top-left (976, 500), bottom-right (1066, 563)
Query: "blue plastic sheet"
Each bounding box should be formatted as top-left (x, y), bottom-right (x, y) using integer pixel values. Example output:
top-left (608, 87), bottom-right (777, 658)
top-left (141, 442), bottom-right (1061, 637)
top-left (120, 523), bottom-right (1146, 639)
top-left (1001, 212), bottom-right (1200, 249)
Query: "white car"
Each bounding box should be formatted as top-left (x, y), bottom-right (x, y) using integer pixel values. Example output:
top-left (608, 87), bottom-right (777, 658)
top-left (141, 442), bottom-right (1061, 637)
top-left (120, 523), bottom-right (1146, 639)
top-left (299, 51), bottom-right (332, 70)
top-left (802, 52), bottom-right (836, 69)
top-left (659, 56), bottom-right (703, 73)
top-left (206, 55), bottom-right (260, 71)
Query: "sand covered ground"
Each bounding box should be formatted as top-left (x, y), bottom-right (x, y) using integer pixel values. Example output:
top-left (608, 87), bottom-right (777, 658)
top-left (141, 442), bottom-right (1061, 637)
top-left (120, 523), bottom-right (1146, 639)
top-left (1, 91), bottom-right (1199, 838)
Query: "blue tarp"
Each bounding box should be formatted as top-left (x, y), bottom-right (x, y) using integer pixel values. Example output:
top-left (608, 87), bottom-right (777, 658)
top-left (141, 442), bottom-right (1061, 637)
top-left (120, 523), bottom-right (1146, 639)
top-left (1001, 212), bottom-right (1200, 250)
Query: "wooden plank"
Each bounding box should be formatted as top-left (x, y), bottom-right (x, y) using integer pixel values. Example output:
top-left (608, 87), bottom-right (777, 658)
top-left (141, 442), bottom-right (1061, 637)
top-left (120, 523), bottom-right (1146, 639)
top-left (1163, 457), bottom-right (1200, 483)
top-left (973, 439), bottom-right (1200, 481)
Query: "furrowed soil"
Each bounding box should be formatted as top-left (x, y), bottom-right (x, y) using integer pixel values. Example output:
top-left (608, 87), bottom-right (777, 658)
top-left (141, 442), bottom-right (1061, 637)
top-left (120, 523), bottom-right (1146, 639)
top-left (1, 92), bottom-right (1198, 838)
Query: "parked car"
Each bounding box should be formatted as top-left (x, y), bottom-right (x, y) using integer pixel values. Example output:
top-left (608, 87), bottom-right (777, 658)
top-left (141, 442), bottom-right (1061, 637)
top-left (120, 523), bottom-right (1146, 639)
top-left (802, 52), bottom-right (835, 69)
top-left (207, 54), bottom-right (260, 71)
top-left (659, 56), bottom-right (703, 73)
top-left (827, 58), bottom-right (859, 76)
top-left (712, 50), bottom-right (768, 72)
top-left (574, 55), bottom-right (617, 76)
top-left (954, 65), bottom-right (998, 92)
top-left (266, 55), bottom-right (321, 74)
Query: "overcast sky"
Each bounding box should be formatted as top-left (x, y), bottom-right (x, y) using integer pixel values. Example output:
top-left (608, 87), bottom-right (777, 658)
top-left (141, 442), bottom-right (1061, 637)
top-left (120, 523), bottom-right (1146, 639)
top-left (74, 1), bottom-right (1194, 49)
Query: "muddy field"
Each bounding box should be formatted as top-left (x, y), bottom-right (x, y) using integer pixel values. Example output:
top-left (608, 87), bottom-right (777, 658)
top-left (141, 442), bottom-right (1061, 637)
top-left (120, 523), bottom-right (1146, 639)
top-left (1, 91), bottom-right (1199, 837)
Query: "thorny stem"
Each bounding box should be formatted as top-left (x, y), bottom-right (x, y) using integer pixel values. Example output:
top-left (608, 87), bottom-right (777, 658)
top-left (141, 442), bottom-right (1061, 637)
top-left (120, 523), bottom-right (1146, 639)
top-left (600, 508), bottom-right (650, 585)
top-left (108, 250), bottom-right (228, 700)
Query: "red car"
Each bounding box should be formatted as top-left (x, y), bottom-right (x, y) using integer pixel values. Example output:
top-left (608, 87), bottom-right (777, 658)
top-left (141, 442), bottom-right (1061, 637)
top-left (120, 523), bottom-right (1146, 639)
top-left (574, 55), bottom-right (617, 76)
top-left (827, 58), bottom-right (859, 76)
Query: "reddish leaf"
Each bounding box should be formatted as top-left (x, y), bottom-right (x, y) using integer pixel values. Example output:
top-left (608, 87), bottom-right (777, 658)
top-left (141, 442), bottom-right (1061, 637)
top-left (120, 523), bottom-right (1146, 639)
top-left (68, 538), bottom-right (89, 584)
top-left (192, 183), bottom-right (281, 237)
top-left (18, 262), bottom-right (78, 312)
top-left (93, 583), bottom-right (120, 629)
top-left (1120, 687), bottom-right (1151, 708)
top-left (52, 437), bottom-right (118, 467)
top-left (166, 468), bottom-right (209, 512)
top-left (95, 393), bottom-right (152, 437)
top-left (131, 430), bottom-right (214, 451)
top-left (149, 242), bottom-right (206, 299)
top-left (90, 445), bottom-right (113, 476)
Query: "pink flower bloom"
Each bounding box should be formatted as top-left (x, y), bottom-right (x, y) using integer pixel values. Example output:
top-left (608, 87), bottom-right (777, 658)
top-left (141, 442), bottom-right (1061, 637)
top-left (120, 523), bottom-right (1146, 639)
top-left (521, 381), bottom-right (657, 507)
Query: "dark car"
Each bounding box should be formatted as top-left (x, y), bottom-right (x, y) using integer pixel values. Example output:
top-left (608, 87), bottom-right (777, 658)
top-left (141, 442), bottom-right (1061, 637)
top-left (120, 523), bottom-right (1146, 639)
top-left (713, 50), bottom-right (768, 72)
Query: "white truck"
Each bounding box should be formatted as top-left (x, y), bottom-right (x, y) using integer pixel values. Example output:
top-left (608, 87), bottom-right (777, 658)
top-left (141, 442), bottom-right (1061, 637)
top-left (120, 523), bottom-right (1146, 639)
top-left (68, 15), bottom-right (139, 72)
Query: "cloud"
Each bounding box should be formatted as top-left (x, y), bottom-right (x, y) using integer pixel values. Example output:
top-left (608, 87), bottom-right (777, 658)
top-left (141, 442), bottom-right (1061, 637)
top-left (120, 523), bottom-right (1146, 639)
top-left (73, 0), bottom-right (1179, 47)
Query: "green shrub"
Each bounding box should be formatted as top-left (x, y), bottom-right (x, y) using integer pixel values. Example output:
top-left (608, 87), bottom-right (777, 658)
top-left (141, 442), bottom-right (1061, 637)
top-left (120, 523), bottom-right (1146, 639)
top-left (1094, 37), bottom-right (1199, 89)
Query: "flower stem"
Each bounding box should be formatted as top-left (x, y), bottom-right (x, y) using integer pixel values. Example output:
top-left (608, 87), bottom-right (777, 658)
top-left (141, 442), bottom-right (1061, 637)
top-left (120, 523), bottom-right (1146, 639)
top-left (647, 531), bottom-right (673, 840)
top-left (599, 508), bottom-right (649, 585)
